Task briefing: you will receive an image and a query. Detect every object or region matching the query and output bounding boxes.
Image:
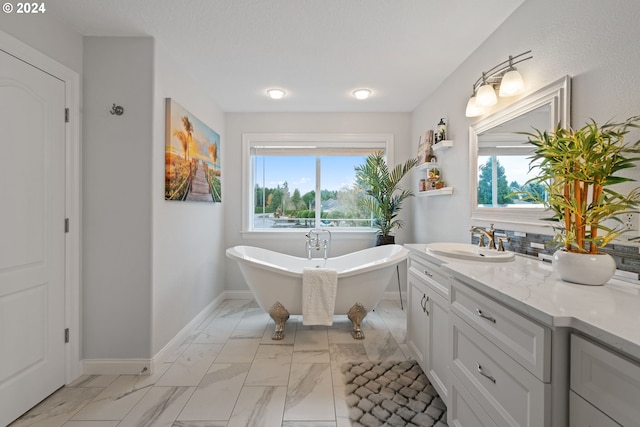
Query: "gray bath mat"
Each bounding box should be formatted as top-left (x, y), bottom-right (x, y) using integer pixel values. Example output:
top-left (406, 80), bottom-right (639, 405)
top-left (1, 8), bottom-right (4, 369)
top-left (342, 360), bottom-right (448, 427)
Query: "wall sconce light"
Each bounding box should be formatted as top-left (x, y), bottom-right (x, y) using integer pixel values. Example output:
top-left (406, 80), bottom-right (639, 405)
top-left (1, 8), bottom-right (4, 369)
top-left (465, 50), bottom-right (532, 117)
top-left (465, 87), bottom-right (483, 118)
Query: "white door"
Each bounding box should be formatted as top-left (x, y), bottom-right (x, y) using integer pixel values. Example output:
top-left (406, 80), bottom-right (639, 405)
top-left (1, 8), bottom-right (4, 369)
top-left (0, 49), bottom-right (66, 426)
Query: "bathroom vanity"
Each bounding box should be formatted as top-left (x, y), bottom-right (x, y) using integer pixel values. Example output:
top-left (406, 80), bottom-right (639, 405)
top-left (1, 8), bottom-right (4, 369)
top-left (405, 243), bottom-right (640, 427)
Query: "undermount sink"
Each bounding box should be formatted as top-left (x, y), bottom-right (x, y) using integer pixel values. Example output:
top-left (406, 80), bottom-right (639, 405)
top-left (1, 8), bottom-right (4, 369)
top-left (425, 242), bottom-right (515, 262)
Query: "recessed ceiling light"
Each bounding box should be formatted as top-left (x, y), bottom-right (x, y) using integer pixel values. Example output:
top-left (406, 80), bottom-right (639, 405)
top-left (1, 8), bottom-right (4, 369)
top-left (353, 89), bottom-right (371, 100)
top-left (267, 88), bottom-right (286, 99)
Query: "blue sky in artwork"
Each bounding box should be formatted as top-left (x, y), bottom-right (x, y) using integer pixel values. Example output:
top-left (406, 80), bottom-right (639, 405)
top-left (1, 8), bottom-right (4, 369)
top-left (168, 99), bottom-right (220, 168)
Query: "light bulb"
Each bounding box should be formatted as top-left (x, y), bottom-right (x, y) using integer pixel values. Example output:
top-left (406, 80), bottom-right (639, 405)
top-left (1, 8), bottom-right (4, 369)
top-left (499, 69), bottom-right (525, 96)
top-left (476, 83), bottom-right (498, 106)
top-left (465, 96), bottom-right (483, 117)
top-left (353, 89), bottom-right (371, 100)
top-left (267, 89), bottom-right (285, 99)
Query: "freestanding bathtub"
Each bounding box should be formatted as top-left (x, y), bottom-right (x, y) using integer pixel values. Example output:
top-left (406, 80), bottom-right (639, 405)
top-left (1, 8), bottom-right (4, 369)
top-left (226, 244), bottom-right (409, 339)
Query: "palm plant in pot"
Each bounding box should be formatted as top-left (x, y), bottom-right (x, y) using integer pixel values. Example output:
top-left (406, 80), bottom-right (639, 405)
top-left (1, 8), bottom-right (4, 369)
top-left (521, 116), bottom-right (640, 285)
top-left (355, 151), bottom-right (418, 245)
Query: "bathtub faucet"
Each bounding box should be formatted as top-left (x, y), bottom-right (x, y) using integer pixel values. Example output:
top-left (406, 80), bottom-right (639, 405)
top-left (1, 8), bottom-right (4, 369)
top-left (305, 229), bottom-right (332, 260)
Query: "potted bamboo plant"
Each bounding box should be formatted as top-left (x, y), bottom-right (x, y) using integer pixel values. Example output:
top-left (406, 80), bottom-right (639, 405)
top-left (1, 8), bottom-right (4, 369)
top-left (355, 151), bottom-right (418, 245)
top-left (522, 116), bottom-right (640, 285)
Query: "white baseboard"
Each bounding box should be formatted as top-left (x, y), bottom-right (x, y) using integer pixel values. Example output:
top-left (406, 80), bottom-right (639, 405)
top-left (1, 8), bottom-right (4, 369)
top-left (81, 290), bottom-right (403, 375)
top-left (223, 290), bottom-right (253, 300)
top-left (82, 293), bottom-right (227, 376)
top-left (83, 358), bottom-right (152, 375)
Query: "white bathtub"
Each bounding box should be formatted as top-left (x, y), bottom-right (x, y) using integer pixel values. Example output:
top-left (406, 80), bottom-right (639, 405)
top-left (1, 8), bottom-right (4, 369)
top-left (226, 244), bottom-right (409, 338)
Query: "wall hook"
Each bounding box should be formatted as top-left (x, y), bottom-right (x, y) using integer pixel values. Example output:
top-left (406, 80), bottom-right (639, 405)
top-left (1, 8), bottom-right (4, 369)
top-left (110, 104), bottom-right (124, 116)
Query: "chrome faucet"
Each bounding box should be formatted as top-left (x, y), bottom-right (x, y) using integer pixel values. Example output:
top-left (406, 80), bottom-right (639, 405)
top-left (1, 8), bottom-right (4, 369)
top-left (470, 224), bottom-right (496, 250)
top-left (305, 229), bottom-right (332, 260)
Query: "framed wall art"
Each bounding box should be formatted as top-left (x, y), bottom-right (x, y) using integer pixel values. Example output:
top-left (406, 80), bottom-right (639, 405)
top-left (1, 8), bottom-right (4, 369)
top-left (165, 98), bottom-right (221, 202)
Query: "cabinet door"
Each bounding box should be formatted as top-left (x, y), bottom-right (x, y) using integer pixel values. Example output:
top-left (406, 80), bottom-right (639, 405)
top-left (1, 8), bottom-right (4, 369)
top-left (407, 271), bottom-right (429, 368)
top-left (570, 391), bottom-right (620, 427)
top-left (449, 374), bottom-right (498, 427)
top-left (570, 334), bottom-right (640, 426)
top-left (428, 289), bottom-right (449, 400)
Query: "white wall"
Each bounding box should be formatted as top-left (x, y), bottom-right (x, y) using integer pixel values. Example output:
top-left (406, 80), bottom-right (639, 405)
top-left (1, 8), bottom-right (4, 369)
top-left (224, 113), bottom-right (412, 291)
top-left (152, 42), bottom-right (226, 355)
top-left (0, 12), bottom-right (82, 73)
top-left (82, 37), bottom-right (154, 359)
top-left (411, 0), bottom-right (640, 244)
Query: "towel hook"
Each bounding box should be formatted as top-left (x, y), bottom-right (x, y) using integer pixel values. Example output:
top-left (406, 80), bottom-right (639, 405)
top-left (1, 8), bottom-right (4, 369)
top-left (110, 103), bottom-right (124, 116)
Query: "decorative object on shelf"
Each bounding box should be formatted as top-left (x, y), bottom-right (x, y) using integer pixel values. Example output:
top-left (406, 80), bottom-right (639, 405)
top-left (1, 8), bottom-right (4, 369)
top-left (355, 152), bottom-right (418, 245)
top-left (428, 167), bottom-right (440, 181)
top-left (417, 130), bottom-right (435, 165)
top-left (521, 116), bottom-right (640, 285)
top-left (436, 118), bottom-right (447, 142)
top-left (465, 50), bottom-right (533, 117)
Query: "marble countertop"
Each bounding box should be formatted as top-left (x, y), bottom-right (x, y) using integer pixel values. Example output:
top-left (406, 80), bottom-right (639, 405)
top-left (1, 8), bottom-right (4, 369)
top-left (405, 243), bottom-right (640, 362)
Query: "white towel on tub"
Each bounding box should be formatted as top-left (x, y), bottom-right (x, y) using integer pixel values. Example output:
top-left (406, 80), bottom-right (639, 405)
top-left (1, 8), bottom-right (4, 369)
top-left (302, 267), bottom-right (338, 326)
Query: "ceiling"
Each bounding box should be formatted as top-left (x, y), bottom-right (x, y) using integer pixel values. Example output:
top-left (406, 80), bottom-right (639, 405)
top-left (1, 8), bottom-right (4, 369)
top-left (48, 0), bottom-right (525, 112)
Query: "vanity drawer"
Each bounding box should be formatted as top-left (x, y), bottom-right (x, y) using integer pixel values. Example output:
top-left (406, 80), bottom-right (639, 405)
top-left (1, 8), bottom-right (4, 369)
top-left (450, 374), bottom-right (498, 427)
top-left (569, 391), bottom-right (620, 427)
top-left (408, 256), bottom-right (450, 299)
top-left (450, 313), bottom-right (549, 427)
top-left (450, 279), bottom-right (550, 381)
top-left (571, 334), bottom-right (640, 427)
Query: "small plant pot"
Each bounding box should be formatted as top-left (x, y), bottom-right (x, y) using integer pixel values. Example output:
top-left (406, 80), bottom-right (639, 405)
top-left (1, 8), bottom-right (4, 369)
top-left (553, 250), bottom-right (616, 286)
top-left (376, 235), bottom-right (395, 246)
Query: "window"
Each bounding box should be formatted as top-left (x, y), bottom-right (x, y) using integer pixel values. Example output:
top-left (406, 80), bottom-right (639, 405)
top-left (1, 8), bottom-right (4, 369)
top-left (242, 134), bottom-right (393, 232)
top-left (476, 133), bottom-right (545, 208)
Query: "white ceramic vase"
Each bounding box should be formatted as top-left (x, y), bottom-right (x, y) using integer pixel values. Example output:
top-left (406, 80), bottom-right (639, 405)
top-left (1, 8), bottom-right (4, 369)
top-left (553, 249), bottom-right (616, 286)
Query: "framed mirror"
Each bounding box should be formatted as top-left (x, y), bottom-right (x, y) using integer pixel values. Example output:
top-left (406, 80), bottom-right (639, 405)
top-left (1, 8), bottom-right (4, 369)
top-left (469, 75), bottom-right (571, 225)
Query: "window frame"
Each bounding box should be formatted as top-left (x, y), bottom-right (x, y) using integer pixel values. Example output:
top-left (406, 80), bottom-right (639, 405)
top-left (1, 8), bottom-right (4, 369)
top-left (241, 133), bottom-right (394, 235)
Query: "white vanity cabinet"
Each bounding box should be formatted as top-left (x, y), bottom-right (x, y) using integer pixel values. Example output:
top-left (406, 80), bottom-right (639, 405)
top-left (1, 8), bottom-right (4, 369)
top-left (406, 252), bottom-right (450, 400)
top-left (449, 278), bottom-right (552, 427)
top-left (570, 334), bottom-right (640, 427)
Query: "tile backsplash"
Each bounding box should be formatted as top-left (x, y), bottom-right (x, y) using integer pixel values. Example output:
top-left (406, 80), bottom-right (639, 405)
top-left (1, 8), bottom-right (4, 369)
top-left (471, 228), bottom-right (640, 278)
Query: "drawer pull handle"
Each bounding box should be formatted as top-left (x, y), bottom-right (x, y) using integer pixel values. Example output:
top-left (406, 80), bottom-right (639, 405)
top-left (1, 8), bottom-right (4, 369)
top-left (475, 308), bottom-right (496, 323)
top-left (476, 363), bottom-right (496, 384)
top-left (423, 270), bottom-right (433, 278)
top-left (421, 294), bottom-right (430, 315)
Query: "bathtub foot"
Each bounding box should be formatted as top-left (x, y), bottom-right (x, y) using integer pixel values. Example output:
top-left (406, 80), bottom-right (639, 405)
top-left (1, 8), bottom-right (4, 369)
top-left (347, 302), bottom-right (367, 340)
top-left (269, 301), bottom-right (290, 340)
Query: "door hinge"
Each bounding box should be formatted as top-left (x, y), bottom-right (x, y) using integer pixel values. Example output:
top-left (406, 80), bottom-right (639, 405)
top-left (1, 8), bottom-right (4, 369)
top-left (64, 328), bottom-right (70, 343)
top-left (65, 218), bottom-right (69, 233)
top-left (65, 108), bottom-right (69, 123)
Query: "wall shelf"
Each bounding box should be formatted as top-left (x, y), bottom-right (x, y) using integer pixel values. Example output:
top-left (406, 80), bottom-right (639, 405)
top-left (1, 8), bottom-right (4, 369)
top-left (418, 187), bottom-right (453, 197)
top-left (416, 162), bottom-right (440, 171)
top-left (433, 140), bottom-right (453, 152)
top-left (418, 139), bottom-right (452, 195)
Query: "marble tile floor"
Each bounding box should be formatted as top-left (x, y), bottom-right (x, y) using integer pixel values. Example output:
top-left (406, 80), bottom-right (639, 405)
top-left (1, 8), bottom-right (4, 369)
top-left (10, 299), bottom-right (412, 427)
